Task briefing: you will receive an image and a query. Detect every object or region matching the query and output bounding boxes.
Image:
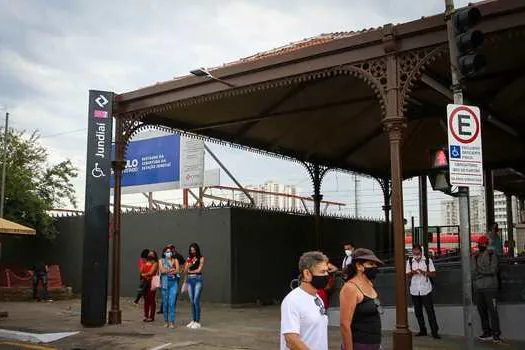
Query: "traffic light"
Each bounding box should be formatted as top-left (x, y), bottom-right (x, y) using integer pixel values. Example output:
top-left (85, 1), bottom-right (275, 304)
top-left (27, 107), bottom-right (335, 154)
top-left (428, 148), bottom-right (452, 192)
top-left (454, 6), bottom-right (485, 77)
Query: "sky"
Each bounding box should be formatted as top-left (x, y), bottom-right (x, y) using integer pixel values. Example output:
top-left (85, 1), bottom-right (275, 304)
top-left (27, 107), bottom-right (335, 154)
top-left (0, 0), bottom-right (485, 226)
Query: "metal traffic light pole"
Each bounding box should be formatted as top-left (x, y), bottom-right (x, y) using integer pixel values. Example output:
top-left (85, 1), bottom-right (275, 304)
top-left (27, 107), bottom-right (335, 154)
top-left (444, 0), bottom-right (475, 349)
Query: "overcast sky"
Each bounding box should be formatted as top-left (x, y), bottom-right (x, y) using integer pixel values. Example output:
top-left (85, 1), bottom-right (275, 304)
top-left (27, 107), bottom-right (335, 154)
top-left (0, 0), bottom-right (484, 226)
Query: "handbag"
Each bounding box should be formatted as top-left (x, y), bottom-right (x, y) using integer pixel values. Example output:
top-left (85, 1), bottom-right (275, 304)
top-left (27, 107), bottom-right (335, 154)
top-left (151, 275), bottom-right (161, 290)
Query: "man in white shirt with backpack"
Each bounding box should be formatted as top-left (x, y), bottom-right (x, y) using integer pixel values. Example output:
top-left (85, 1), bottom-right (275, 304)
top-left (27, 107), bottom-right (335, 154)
top-left (406, 244), bottom-right (440, 339)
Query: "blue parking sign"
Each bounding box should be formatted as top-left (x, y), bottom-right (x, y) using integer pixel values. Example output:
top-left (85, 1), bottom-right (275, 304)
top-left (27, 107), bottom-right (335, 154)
top-left (450, 145), bottom-right (461, 159)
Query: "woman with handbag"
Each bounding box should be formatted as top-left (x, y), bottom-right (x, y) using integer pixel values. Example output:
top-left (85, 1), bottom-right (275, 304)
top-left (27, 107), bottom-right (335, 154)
top-left (140, 250), bottom-right (159, 322)
top-left (159, 245), bottom-right (180, 328)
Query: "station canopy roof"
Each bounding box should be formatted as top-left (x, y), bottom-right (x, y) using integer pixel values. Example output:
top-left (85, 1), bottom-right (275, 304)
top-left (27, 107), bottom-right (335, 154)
top-left (116, 0), bottom-right (525, 196)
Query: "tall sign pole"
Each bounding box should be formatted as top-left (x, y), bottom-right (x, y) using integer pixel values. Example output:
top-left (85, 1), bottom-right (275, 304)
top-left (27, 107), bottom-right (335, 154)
top-left (81, 90), bottom-right (114, 327)
top-left (445, 1), bottom-right (485, 348)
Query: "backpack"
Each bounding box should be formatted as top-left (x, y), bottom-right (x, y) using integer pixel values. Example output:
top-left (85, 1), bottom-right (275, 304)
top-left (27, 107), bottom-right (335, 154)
top-left (408, 256), bottom-right (434, 287)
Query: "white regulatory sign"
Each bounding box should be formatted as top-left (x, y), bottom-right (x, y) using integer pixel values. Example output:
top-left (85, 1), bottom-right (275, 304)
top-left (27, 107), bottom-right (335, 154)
top-left (447, 104), bottom-right (483, 187)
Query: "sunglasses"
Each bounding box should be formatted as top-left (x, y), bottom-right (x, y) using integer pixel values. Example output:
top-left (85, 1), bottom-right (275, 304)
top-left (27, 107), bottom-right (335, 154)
top-left (314, 297), bottom-right (327, 316)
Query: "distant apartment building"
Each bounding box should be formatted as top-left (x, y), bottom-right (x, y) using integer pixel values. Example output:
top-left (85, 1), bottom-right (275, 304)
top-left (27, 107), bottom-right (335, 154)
top-left (441, 191), bottom-right (520, 237)
top-left (441, 195), bottom-right (485, 232)
top-left (493, 192), bottom-right (520, 238)
top-left (235, 181), bottom-right (299, 210)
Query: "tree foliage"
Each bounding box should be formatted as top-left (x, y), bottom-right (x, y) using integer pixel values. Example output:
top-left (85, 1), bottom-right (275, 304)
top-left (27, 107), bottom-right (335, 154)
top-left (0, 130), bottom-right (78, 238)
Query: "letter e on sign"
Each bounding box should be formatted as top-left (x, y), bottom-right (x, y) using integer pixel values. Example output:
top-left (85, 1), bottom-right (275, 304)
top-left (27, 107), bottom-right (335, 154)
top-left (447, 105), bottom-right (480, 144)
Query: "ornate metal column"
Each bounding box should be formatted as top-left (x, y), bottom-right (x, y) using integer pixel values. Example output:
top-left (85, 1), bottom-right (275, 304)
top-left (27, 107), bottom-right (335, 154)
top-left (108, 117), bottom-right (125, 325)
top-left (304, 162), bottom-right (329, 249)
top-left (381, 24), bottom-right (412, 350)
top-left (377, 177), bottom-right (392, 256)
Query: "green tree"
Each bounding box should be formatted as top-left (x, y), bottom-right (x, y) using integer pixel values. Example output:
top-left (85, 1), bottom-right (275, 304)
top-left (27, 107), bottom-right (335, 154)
top-left (0, 129), bottom-right (78, 238)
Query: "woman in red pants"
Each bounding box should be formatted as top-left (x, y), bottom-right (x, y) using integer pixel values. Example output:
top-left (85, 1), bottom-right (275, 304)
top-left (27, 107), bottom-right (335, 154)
top-left (141, 250), bottom-right (158, 322)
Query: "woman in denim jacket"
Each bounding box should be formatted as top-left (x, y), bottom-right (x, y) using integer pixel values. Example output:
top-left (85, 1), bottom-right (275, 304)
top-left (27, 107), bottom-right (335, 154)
top-left (159, 245), bottom-right (180, 328)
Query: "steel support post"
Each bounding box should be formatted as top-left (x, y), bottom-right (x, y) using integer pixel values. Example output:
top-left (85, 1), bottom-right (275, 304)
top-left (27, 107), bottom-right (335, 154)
top-left (485, 169), bottom-right (495, 232)
top-left (506, 193), bottom-right (515, 257)
top-left (445, 0), bottom-right (474, 348)
top-left (419, 176), bottom-right (429, 255)
top-left (108, 120), bottom-right (125, 325)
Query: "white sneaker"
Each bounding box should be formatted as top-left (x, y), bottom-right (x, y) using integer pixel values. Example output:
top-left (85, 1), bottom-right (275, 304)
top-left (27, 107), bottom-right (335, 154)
top-left (186, 321), bottom-right (195, 328)
top-left (193, 322), bottom-right (201, 329)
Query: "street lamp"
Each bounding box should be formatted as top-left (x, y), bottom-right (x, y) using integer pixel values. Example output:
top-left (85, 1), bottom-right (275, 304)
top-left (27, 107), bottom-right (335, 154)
top-left (190, 68), bottom-right (237, 88)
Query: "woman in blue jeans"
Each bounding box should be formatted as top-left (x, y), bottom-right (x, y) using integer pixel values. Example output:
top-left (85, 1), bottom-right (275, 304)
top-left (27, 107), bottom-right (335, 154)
top-left (184, 243), bottom-right (205, 329)
top-left (159, 245), bottom-right (180, 328)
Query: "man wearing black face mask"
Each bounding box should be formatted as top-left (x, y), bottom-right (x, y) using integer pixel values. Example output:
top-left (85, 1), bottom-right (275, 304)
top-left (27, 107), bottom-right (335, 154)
top-left (280, 251), bottom-right (329, 350)
top-left (473, 235), bottom-right (501, 343)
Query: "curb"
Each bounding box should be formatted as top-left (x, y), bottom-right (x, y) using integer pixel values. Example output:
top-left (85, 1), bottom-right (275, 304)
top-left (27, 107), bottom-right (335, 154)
top-left (0, 329), bottom-right (79, 343)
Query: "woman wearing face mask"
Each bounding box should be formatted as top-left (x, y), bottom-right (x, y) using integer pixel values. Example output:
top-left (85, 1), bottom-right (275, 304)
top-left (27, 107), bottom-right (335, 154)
top-left (140, 250), bottom-right (158, 322)
top-left (159, 245), bottom-right (180, 328)
top-left (184, 243), bottom-right (205, 329)
top-left (340, 248), bottom-right (384, 350)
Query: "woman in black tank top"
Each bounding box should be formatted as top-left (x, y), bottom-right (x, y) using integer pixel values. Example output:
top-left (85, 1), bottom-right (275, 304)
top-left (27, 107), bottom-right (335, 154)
top-left (339, 248), bottom-right (384, 350)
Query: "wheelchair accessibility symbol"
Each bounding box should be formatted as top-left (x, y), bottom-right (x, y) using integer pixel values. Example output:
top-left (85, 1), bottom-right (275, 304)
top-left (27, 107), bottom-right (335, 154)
top-left (450, 145), bottom-right (461, 159)
top-left (91, 163), bottom-right (106, 178)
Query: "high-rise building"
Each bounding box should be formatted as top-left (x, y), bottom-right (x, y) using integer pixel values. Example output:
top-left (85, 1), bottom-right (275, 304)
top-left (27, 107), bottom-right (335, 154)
top-left (441, 191), bottom-right (520, 237)
top-left (441, 195), bottom-right (485, 232)
top-left (493, 192), bottom-right (519, 238)
top-left (234, 181), bottom-right (299, 210)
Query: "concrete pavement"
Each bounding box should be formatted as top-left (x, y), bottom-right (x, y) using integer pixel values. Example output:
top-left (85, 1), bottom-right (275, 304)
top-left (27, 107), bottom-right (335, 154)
top-left (0, 299), bottom-right (523, 349)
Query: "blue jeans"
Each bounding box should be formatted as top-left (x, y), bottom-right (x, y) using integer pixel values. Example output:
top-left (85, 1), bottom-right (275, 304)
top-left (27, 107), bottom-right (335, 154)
top-left (161, 277), bottom-right (178, 322)
top-left (187, 275), bottom-right (203, 322)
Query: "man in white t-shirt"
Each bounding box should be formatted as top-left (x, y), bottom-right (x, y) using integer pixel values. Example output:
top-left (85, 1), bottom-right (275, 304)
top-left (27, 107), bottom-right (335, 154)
top-left (406, 244), bottom-right (440, 339)
top-left (280, 251), bottom-right (329, 350)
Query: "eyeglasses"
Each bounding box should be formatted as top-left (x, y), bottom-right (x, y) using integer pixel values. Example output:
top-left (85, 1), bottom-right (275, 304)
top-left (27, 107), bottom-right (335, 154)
top-left (314, 297), bottom-right (327, 316)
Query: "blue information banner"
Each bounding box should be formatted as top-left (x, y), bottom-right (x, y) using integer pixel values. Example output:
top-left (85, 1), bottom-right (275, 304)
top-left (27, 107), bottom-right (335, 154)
top-left (110, 134), bottom-right (180, 191)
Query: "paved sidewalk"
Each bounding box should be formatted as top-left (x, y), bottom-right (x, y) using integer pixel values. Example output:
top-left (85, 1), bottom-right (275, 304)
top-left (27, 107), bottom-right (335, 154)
top-left (0, 299), bottom-right (523, 349)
